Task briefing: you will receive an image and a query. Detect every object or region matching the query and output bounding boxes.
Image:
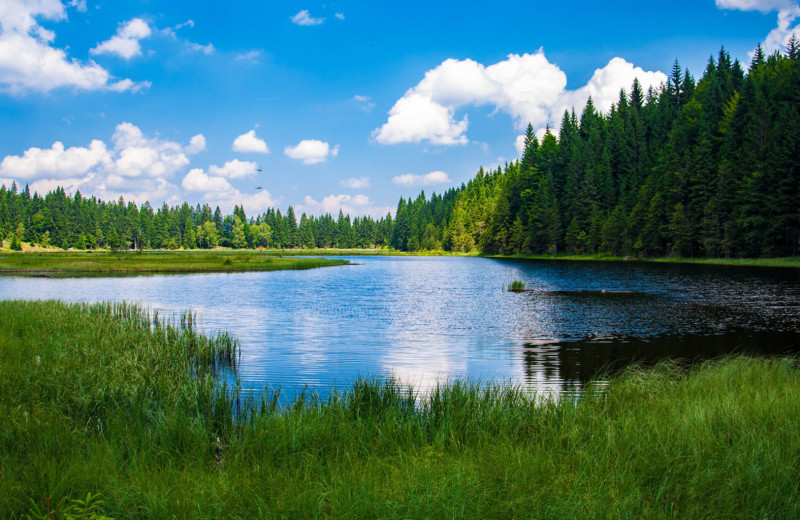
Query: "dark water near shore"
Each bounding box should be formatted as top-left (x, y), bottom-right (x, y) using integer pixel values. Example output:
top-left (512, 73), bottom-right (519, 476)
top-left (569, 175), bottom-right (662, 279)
top-left (1, 256), bottom-right (799, 397)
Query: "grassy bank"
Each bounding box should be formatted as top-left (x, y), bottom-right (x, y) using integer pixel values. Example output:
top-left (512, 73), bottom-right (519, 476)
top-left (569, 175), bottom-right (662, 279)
top-left (0, 251), bottom-right (348, 275)
top-left (2, 300), bottom-right (799, 518)
top-left (487, 252), bottom-right (800, 268)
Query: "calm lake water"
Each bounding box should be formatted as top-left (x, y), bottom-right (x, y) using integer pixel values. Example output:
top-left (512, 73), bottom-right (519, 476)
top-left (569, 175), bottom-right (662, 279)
top-left (2, 256), bottom-right (799, 398)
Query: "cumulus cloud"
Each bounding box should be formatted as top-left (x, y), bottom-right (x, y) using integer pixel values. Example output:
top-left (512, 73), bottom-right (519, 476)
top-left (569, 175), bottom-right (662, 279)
top-left (300, 193), bottom-right (392, 218)
top-left (392, 170), bottom-right (451, 187)
top-left (91, 18), bottom-right (151, 60)
top-left (186, 134), bottom-right (206, 154)
top-left (340, 176), bottom-right (370, 189)
top-left (0, 122), bottom-right (205, 205)
top-left (0, 0), bottom-right (145, 93)
top-left (208, 159), bottom-right (258, 179)
top-left (181, 169), bottom-right (279, 212)
top-left (717, 0), bottom-right (800, 54)
top-left (373, 51), bottom-right (666, 145)
top-left (284, 140), bottom-right (339, 164)
top-left (110, 122), bottom-right (199, 178)
top-left (335, 13), bottom-right (345, 20)
top-left (212, 189), bottom-right (280, 214)
top-left (232, 130), bottom-right (270, 154)
top-left (762, 5), bottom-right (800, 53)
top-left (181, 168), bottom-right (233, 192)
top-left (0, 140), bottom-right (110, 180)
top-left (291, 10), bottom-right (324, 26)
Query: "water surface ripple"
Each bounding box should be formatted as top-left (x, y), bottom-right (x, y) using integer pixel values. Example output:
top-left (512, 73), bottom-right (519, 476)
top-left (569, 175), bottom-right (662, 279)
top-left (2, 256), bottom-right (798, 397)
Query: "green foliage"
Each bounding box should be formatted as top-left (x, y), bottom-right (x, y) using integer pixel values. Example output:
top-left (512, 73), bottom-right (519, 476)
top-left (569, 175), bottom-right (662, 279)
top-left (2, 300), bottom-right (799, 518)
top-left (0, 251), bottom-right (348, 274)
top-left (1, 45), bottom-right (798, 258)
top-left (26, 492), bottom-right (113, 520)
top-left (507, 279), bottom-right (526, 292)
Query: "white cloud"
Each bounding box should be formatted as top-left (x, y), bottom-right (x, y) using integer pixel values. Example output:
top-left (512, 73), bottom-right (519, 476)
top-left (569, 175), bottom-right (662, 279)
top-left (186, 134), bottom-right (206, 154)
top-left (373, 51), bottom-right (666, 145)
top-left (180, 166), bottom-right (279, 213)
top-left (110, 122), bottom-right (198, 178)
top-left (335, 13), bottom-right (345, 20)
top-left (717, 0), bottom-right (800, 54)
top-left (0, 122), bottom-right (279, 210)
top-left (514, 134), bottom-right (527, 156)
top-left (716, 0), bottom-right (795, 12)
top-left (353, 94), bottom-right (376, 112)
top-left (560, 57), bottom-right (667, 115)
top-left (340, 176), bottom-right (370, 189)
top-left (392, 170), bottom-right (451, 187)
top-left (0, 122), bottom-right (204, 208)
top-left (212, 189), bottom-right (280, 214)
top-left (291, 10), bottom-right (324, 26)
top-left (91, 18), bottom-right (151, 60)
top-left (173, 20), bottom-right (195, 31)
top-left (762, 4), bottom-right (800, 53)
top-left (232, 130), bottom-right (270, 154)
top-left (0, 0), bottom-right (145, 94)
top-left (0, 140), bottom-right (110, 180)
top-left (94, 177), bottom-right (182, 207)
top-left (186, 41), bottom-right (214, 55)
top-left (284, 140), bottom-right (339, 164)
top-left (208, 159), bottom-right (258, 179)
top-left (235, 50), bottom-right (261, 63)
top-left (181, 168), bottom-right (233, 192)
top-left (67, 0), bottom-right (87, 12)
top-left (300, 194), bottom-right (392, 218)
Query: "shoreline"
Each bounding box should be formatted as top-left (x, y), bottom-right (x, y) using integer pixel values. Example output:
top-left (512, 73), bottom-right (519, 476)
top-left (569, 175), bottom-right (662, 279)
top-left (2, 299), bottom-right (798, 519)
top-left (3, 247), bottom-right (798, 270)
top-left (0, 250), bottom-right (349, 275)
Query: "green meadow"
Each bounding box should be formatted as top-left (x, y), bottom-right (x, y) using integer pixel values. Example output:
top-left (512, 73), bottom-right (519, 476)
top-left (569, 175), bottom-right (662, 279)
top-left (0, 251), bottom-right (348, 276)
top-left (2, 299), bottom-right (798, 518)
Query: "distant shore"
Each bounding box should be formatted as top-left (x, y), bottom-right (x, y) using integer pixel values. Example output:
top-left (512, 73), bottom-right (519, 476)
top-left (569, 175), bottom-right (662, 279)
top-left (2, 245), bottom-right (798, 269)
top-left (0, 250), bottom-right (348, 275)
top-left (483, 252), bottom-right (800, 269)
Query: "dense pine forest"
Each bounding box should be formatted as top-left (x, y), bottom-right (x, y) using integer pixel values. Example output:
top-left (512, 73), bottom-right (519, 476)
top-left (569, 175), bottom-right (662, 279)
top-left (2, 45), bottom-right (798, 257)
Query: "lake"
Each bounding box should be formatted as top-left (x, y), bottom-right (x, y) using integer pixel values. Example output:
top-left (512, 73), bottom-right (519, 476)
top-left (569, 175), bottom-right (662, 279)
top-left (1, 256), bottom-right (799, 398)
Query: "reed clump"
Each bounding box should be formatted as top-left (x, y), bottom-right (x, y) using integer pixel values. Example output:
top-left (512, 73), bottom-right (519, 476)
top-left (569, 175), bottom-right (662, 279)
top-left (507, 279), bottom-right (526, 291)
top-left (2, 300), bottom-right (799, 519)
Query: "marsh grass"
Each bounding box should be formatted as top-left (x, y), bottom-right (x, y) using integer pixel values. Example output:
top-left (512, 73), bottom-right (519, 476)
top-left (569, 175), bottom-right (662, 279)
top-left (507, 279), bottom-right (526, 292)
top-left (2, 300), bottom-right (799, 518)
top-left (0, 251), bottom-right (348, 276)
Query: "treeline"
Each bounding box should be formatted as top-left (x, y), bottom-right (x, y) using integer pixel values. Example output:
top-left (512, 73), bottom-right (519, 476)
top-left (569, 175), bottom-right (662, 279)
top-left (2, 44), bottom-right (799, 257)
top-left (397, 43), bottom-right (800, 258)
top-left (0, 185), bottom-right (398, 250)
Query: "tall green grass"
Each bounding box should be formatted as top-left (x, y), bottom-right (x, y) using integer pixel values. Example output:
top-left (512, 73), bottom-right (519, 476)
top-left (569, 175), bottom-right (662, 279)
top-left (0, 251), bottom-right (348, 275)
top-left (2, 300), bottom-right (799, 518)
top-left (507, 279), bottom-right (526, 292)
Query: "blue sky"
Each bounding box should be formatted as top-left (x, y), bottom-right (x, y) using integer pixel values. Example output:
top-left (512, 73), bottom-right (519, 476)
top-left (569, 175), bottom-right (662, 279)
top-left (1, 0), bottom-right (797, 217)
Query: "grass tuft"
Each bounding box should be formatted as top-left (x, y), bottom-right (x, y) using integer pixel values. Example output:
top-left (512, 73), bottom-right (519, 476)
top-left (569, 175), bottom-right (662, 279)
top-left (507, 279), bottom-right (526, 292)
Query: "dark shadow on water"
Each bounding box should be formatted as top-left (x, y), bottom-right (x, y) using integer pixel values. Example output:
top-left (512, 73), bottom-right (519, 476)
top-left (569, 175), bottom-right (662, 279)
top-left (521, 330), bottom-right (800, 387)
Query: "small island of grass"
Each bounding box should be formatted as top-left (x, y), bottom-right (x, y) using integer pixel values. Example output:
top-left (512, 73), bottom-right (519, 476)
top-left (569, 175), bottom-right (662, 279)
top-left (507, 279), bottom-right (526, 291)
top-left (0, 250), bottom-right (348, 276)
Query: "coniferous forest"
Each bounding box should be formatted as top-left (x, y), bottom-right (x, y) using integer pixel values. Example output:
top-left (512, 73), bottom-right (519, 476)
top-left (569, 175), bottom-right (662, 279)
top-left (2, 45), bottom-right (799, 258)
